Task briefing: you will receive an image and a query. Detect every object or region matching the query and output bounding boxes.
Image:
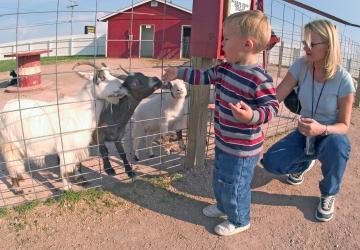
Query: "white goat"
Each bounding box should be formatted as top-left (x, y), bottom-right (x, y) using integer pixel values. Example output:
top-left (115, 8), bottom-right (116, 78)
top-left (0, 62), bottom-right (127, 194)
top-left (131, 79), bottom-right (188, 160)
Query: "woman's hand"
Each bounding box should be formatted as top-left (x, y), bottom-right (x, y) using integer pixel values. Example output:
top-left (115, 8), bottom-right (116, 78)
top-left (276, 71), bottom-right (298, 103)
top-left (297, 117), bottom-right (325, 136)
top-left (162, 67), bottom-right (178, 82)
top-left (229, 101), bottom-right (254, 124)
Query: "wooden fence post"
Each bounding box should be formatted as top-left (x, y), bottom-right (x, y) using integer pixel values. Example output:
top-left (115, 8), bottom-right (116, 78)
top-left (185, 57), bottom-right (213, 169)
top-left (354, 70), bottom-right (360, 107)
top-left (69, 38), bottom-right (73, 56)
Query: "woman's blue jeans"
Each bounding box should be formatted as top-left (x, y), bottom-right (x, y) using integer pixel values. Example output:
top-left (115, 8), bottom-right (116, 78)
top-left (263, 129), bottom-right (351, 196)
top-left (213, 147), bottom-right (259, 227)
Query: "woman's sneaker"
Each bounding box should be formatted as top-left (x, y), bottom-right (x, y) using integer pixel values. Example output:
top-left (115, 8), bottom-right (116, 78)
top-left (287, 160), bottom-right (316, 185)
top-left (202, 204), bottom-right (226, 218)
top-left (214, 220), bottom-right (250, 236)
top-left (315, 195), bottom-right (335, 222)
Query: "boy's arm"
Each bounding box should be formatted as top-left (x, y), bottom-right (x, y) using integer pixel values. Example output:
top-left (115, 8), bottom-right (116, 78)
top-left (248, 80), bottom-right (279, 125)
top-left (177, 66), bottom-right (217, 85)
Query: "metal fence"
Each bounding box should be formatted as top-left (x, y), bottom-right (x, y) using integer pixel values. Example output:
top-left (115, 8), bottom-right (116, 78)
top-left (263, 0), bottom-right (360, 137)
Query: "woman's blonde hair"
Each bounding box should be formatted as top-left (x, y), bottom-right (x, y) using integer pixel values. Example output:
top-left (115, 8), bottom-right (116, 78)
top-left (223, 10), bottom-right (271, 53)
top-left (304, 19), bottom-right (341, 79)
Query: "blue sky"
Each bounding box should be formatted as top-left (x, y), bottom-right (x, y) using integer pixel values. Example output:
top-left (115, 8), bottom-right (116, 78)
top-left (0, 0), bottom-right (359, 44)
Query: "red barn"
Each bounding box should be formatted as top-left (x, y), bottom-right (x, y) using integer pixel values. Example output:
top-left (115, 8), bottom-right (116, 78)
top-left (99, 0), bottom-right (192, 59)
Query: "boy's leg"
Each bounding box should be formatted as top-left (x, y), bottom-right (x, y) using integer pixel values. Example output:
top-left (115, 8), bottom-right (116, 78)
top-left (262, 130), bottom-right (315, 175)
top-left (212, 148), bottom-right (227, 213)
top-left (204, 151), bottom-right (226, 218)
top-left (212, 147), bottom-right (259, 227)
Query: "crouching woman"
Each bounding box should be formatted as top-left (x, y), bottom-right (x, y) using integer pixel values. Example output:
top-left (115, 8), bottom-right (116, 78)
top-left (262, 19), bottom-right (356, 222)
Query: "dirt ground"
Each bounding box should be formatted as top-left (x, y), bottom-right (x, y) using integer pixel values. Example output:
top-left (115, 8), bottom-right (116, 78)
top-left (0, 60), bottom-right (360, 249)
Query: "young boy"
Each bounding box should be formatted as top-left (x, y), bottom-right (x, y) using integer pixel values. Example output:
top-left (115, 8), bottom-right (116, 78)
top-left (163, 10), bottom-right (279, 236)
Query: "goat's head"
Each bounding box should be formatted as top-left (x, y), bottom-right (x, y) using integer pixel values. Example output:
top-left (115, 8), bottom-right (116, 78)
top-left (117, 66), bottom-right (163, 101)
top-left (168, 79), bottom-right (187, 99)
top-left (72, 62), bottom-right (128, 104)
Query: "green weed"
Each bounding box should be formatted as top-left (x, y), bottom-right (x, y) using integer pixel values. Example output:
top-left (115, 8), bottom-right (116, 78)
top-left (0, 207), bottom-right (10, 218)
top-left (14, 200), bottom-right (40, 215)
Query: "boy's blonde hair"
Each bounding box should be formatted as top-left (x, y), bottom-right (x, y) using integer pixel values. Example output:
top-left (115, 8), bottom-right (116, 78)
top-left (304, 19), bottom-right (341, 79)
top-left (223, 10), bottom-right (271, 53)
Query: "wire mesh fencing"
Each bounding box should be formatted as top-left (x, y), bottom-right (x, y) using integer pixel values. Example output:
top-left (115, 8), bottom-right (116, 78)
top-left (0, 0), bottom-right (359, 207)
top-left (262, 0), bottom-right (360, 139)
top-left (0, 0), bottom-right (194, 207)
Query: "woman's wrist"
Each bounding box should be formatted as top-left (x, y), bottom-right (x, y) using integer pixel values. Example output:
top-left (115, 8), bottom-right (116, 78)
top-left (321, 124), bottom-right (328, 136)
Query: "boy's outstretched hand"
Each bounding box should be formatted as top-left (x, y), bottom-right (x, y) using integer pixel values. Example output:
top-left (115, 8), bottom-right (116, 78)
top-left (162, 67), bottom-right (178, 82)
top-left (229, 101), bottom-right (254, 124)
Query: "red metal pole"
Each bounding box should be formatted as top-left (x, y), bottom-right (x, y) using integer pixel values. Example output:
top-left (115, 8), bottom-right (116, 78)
top-left (254, 0), bottom-right (268, 69)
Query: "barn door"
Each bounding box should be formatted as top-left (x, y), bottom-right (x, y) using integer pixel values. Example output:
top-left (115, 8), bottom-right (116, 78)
top-left (181, 26), bottom-right (191, 58)
top-left (140, 25), bottom-right (154, 58)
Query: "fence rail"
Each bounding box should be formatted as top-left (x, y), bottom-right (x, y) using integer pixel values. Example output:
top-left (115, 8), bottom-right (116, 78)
top-left (0, 34), bottom-right (106, 60)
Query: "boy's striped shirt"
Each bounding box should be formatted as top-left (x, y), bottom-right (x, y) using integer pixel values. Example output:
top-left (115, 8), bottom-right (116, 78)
top-left (178, 62), bottom-right (279, 157)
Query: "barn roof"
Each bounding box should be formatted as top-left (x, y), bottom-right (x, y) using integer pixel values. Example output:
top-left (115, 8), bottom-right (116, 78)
top-left (98, 0), bottom-right (192, 21)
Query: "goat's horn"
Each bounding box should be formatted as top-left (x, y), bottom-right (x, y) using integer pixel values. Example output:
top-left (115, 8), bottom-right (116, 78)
top-left (101, 62), bottom-right (108, 68)
top-left (113, 74), bottom-right (127, 81)
top-left (72, 61), bottom-right (102, 70)
top-left (119, 65), bottom-right (130, 75)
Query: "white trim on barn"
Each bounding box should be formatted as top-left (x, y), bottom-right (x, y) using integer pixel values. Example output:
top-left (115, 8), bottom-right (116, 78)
top-left (139, 24), bottom-right (155, 58)
top-left (98, 0), bottom-right (192, 21)
top-left (105, 21), bottom-right (109, 57)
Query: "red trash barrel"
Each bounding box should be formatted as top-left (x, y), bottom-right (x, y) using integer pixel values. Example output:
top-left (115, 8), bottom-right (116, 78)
top-left (4, 49), bottom-right (52, 87)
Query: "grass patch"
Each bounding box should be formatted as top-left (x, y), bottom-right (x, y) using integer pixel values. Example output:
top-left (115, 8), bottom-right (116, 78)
top-left (82, 188), bottom-right (105, 205)
top-left (56, 188), bottom-right (105, 209)
top-left (0, 60), bottom-right (15, 72)
top-left (0, 55), bottom-right (105, 72)
top-left (149, 176), bottom-right (172, 189)
top-left (0, 207), bottom-right (10, 218)
top-left (170, 172), bottom-right (184, 182)
top-left (1, 188), bottom-right (109, 215)
top-left (44, 197), bottom-right (57, 206)
top-left (14, 200), bottom-right (40, 215)
top-left (147, 172), bottom-right (184, 189)
top-left (57, 190), bottom-right (84, 208)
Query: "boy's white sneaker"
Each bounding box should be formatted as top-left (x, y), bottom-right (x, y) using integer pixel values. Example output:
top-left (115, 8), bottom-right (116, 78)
top-left (202, 204), bottom-right (226, 218)
top-left (214, 220), bottom-right (250, 236)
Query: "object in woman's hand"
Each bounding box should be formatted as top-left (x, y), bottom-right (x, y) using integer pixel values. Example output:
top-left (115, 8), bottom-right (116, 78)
top-left (284, 89), bottom-right (301, 114)
top-left (304, 136), bottom-right (316, 155)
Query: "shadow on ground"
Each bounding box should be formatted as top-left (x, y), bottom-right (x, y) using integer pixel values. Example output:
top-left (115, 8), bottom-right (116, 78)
top-left (0, 80), bottom-right (9, 88)
top-left (98, 158), bottom-right (320, 233)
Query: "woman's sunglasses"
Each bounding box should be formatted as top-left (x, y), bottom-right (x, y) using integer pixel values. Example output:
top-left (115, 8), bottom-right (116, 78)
top-left (302, 40), bottom-right (328, 48)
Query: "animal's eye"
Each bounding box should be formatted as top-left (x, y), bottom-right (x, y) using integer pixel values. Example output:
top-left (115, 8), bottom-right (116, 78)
top-left (129, 79), bottom-right (139, 88)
